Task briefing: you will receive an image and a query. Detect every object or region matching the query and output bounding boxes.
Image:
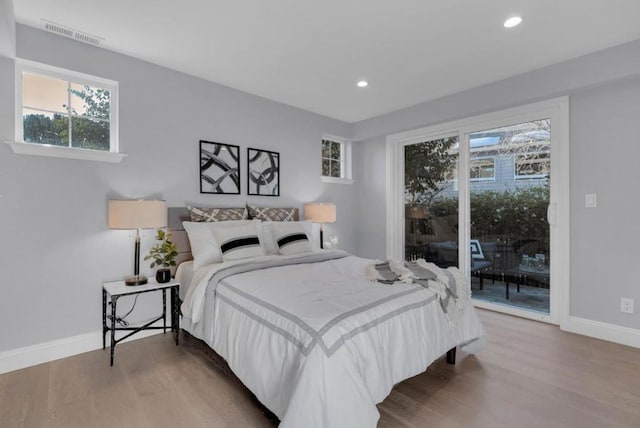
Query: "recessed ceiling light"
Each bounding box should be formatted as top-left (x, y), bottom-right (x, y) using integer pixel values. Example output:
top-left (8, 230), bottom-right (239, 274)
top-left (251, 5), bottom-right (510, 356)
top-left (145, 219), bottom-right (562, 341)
top-left (504, 16), bottom-right (522, 28)
top-left (356, 80), bottom-right (368, 88)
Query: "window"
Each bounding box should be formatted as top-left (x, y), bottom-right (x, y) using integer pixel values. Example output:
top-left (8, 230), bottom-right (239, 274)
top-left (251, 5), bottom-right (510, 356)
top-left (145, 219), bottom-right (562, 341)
top-left (321, 135), bottom-right (352, 184)
top-left (469, 157), bottom-right (495, 181)
top-left (515, 152), bottom-right (550, 179)
top-left (9, 60), bottom-right (124, 162)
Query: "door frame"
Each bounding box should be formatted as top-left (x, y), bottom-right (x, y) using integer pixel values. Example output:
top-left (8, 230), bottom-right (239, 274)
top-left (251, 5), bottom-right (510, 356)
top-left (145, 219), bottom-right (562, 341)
top-left (386, 97), bottom-right (570, 325)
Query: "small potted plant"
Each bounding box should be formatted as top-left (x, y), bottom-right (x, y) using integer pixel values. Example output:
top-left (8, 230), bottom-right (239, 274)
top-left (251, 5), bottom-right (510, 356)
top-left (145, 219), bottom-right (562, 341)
top-left (145, 229), bottom-right (178, 283)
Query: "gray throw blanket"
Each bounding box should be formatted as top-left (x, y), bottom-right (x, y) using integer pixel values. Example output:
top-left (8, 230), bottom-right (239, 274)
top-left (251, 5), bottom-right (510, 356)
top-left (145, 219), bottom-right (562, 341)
top-left (369, 260), bottom-right (463, 316)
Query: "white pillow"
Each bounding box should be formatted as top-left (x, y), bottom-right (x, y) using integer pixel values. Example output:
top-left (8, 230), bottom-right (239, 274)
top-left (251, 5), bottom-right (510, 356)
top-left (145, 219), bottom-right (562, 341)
top-left (260, 221), bottom-right (317, 255)
top-left (267, 222), bottom-right (313, 255)
top-left (183, 220), bottom-right (254, 269)
top-left (209, 221), bottom-right (265, 262)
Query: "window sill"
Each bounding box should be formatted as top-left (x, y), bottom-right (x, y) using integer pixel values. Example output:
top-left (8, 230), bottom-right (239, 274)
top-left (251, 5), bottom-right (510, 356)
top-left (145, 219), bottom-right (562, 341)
top-left (5, 141), bottom-right (127, 163)
top-left (470, 177), bottom-right (496, 182)
top-left (321, 176), bottom-right (353, 185)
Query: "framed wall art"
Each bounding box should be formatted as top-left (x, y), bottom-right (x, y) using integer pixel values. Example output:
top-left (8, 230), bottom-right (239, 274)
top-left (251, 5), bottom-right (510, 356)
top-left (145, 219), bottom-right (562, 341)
top-left (247, 148), bottom-right (280, 196)
top-left (200, 140), bottom-right (241, 194)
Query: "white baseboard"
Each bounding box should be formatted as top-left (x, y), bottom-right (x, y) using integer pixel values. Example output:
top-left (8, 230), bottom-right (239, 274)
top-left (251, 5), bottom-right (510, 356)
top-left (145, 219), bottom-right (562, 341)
top-left (3, 316), bottom-right (637, 375)
top-left (0, 322), bottom-right (165, 375)
top-left (562, 316), bottom-right (640, 348)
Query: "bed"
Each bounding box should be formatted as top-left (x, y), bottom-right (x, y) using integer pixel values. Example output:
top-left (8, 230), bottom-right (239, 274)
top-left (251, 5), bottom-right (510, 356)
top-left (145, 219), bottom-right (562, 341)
top-left (169, 206), bottom-right (486, 428)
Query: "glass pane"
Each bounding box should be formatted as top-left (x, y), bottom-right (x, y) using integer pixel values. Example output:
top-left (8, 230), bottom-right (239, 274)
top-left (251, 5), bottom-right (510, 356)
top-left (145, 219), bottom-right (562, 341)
top-left (330, 142), bottom-right (341, 160)
top-left (469, 119), bottom-right (550, 314)
top-left (71, 116), bottom-right (110, 151)
top-left (470, 157), bottom-right (495, 179)
top-left (329, 160), bottom-right (342, 178)
top-left (516, 152), bottom-right (550, 177)
top-left (22, 108), bottom-right (69, 146)
top-left (322, 158), bottom-right (331, 176)
top-left (22, 72), bottom-right (68, 114)
top-left (404, 136), bottom-right (459, 267)
top-left (322, 140), bottom-right (331, 159)
top-left (70, 83), bottom-right (111, 120)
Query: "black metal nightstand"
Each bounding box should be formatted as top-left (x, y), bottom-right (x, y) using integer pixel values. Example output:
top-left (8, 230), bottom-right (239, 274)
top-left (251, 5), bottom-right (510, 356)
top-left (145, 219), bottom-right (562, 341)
top-left (102, 279), bottom-right (180, 366)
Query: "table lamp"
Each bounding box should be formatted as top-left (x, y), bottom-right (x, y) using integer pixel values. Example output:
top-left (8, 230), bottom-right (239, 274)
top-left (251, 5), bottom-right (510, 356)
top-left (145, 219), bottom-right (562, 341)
top-left (108, 200), bottom-right (167, 285)
top-left (303, 203), bottom-right (336, 249)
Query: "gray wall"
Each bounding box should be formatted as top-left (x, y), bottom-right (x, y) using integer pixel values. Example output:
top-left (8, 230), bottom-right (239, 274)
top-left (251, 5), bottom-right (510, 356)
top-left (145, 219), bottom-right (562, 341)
top-left (0, 0), bottom-right (15, 58)
top-left (0, 25), bottom-right (353, 352)
top-left (353, 40), bottom-right (640, 331)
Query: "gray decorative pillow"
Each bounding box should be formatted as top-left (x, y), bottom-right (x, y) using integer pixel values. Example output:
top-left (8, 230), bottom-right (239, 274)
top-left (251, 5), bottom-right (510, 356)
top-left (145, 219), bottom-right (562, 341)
top-left (187, 206), bottom-right (248, 222)
top-left (247, 204), bottom-right (298, 222)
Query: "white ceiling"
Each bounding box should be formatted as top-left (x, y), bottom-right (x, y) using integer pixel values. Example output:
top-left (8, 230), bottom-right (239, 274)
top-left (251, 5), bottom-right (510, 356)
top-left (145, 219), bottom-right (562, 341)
top-left (13, 0), bottom-right (640, 123)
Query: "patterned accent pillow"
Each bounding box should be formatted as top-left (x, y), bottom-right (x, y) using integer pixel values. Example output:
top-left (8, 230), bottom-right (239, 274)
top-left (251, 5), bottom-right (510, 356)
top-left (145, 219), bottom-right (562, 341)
top-left (209, 222), bottom-right (265, 261)
top-left (269, 223), bottom-right (312, 255)
top-left (247, 204), bottom-right (298, 222)
top-left (187, 206), bottom-right (248, 222)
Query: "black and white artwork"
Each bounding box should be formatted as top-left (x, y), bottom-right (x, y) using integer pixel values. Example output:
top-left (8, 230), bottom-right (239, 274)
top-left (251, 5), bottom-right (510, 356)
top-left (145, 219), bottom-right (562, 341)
top-left (200, 140), bottom-right (240, 194)
top-left (247, 148), bottom-right (280, 196)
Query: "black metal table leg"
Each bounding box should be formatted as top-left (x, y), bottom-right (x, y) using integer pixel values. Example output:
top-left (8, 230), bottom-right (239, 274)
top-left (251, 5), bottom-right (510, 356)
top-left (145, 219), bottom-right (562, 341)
top-left (162, 289), bottom-right (167, 333)
top-left (102, 289), bottom-right (107, 350)
top-left (110, 295), bottom-right (118, 366)
top-left (173, 286), bottom-right (179, 346)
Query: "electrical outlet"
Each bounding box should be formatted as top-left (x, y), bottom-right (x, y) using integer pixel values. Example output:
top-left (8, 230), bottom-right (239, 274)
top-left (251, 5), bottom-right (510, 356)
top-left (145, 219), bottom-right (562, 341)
top-left (620, 298), bottom-right (634, 314)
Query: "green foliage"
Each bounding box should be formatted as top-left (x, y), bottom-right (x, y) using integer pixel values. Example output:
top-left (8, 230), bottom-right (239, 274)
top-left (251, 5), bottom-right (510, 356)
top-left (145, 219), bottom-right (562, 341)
top-left (404, 137), bottom-right (456, 204)
top-left (145, 229), bottom-right (179, 269)
top-left (69, 86), bottom-right (110, 119)
top-left (67, 86), bottom-right (111, 150)
top-left (322, 140), bottom-right (341, 177)
top-left (411, 186), bottom-right (550, 242)
top-left (23, 84), bottom-right (110, 150)
top-left (23, 113), bottom-right (68, 145)
top-left (470, 186), bottom-right (549, 241)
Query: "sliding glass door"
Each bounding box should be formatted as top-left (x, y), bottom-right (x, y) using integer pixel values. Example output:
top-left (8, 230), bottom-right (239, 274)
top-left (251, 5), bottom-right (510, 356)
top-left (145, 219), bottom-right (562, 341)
top-left (393, 98), bottom-right (568, 324)
top-left (404, 135), bottom-right (459, 267)
top-left (467, 120), bottom-right (551, 315)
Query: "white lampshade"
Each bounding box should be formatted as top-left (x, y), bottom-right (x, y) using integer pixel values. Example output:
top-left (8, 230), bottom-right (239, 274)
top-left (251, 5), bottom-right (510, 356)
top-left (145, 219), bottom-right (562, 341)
top-left (304, 203), bottom-right (336, 224)
top-left (108, 200), bottom-right (167, 230)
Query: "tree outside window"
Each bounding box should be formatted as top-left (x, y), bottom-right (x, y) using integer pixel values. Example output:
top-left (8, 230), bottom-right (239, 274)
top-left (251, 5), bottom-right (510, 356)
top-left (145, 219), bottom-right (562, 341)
top-left (322, 138), bottom-right (343, 178)
top-left (22, 70), bottom-right (113, 151)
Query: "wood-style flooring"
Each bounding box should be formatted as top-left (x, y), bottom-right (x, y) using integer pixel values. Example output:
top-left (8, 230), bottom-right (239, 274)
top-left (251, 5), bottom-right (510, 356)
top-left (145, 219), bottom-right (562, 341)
top-left (1, 309), bottom-right (639, 427)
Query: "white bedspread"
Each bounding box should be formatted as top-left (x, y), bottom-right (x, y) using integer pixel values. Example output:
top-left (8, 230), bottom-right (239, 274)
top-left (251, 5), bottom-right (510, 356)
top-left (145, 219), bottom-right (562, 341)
top-left (181, 251), bottom-right (486, 428)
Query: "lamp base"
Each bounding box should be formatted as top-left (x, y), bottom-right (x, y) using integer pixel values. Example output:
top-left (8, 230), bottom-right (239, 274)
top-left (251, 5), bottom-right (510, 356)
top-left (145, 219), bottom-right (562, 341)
top-left (124, 275), bottom-right (148, 286)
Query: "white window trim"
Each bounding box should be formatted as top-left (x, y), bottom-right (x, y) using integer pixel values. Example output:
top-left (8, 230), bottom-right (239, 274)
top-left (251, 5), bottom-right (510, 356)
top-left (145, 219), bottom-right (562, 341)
top-left (514, 151), bottom-right (550, 180)
top-left (386, 97), bottom-right (570, 328)
top-left (469, 155), bottom-right (496, 182)
top-left (321, 134), bottom-right (353, 184)
top-left (10, 59), bottom-right (126, 163)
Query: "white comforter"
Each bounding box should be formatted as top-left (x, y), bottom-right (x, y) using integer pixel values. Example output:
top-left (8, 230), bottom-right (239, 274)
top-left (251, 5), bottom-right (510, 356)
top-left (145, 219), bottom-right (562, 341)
top-left (181, 251), bottom-right (486, 428)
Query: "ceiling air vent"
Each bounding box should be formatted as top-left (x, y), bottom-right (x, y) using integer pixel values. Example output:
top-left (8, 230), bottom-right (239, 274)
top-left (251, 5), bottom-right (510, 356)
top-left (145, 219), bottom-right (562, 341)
top-left (41, 19), bottom-right (105, 47)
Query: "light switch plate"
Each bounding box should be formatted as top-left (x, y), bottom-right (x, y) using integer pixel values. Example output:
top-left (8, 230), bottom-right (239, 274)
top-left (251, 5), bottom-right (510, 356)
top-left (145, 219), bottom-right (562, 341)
top-left (585, 193), bottom-right (597, 208)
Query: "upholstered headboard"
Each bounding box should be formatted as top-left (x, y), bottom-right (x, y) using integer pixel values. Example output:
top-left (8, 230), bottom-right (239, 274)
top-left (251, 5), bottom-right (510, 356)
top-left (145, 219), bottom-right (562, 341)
top-left (168, 207), bottom-right (193, 271)
top-left (167, 205), bottom-right (303, 272)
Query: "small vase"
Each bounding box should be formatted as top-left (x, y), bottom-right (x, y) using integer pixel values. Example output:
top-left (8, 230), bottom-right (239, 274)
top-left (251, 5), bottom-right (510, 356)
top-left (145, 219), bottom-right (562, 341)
top-left (156, 268), bottom-right (171, 283)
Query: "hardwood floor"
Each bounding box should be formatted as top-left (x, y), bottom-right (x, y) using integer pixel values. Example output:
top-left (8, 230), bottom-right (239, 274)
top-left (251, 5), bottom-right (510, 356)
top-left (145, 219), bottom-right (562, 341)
top-left (1, 309), bottom-right (638, 427)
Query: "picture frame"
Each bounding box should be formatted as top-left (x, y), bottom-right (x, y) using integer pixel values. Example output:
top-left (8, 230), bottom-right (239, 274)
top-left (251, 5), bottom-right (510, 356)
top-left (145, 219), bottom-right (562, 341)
top-left (200, 140), bottom-right (241, 194)
top-left (247, 148), bottom-right (280, 196)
